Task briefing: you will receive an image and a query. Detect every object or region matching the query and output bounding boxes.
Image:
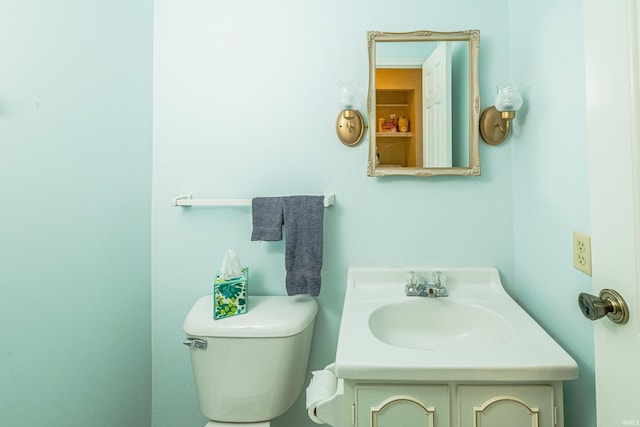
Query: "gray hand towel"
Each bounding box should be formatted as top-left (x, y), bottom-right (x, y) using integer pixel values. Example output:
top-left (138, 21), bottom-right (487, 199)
top-left (251, 197), bottom-right (284, 241)
top-left (283, 196), bottom-right (324, 296)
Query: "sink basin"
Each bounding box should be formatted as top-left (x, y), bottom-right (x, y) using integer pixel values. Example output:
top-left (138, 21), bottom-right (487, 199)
top-left (368, 299), bottom-right (515, 351)
top-left (334, 266), bottom-right (579, 382)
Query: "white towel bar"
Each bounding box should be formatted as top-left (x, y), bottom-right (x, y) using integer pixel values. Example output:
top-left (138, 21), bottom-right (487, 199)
top-left (172, 193), bottom-right (335, 208)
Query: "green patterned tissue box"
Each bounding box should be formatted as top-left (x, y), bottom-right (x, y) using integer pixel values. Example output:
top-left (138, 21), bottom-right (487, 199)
top-left (213, 268), bottom-right (248, 319)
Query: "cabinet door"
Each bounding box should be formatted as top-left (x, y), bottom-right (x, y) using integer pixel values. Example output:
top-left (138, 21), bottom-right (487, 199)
top-left (459, 385), bottom-right (555, 427)
top-left (355, 384), bottom-right (449, 427)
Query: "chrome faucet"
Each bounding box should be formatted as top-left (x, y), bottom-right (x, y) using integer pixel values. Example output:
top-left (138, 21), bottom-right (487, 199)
top-left (405, 271), bottom-right (448, 298)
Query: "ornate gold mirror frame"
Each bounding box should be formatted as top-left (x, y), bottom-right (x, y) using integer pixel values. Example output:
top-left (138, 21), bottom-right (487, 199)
top-left (367, 30), bottom-right (480, 177)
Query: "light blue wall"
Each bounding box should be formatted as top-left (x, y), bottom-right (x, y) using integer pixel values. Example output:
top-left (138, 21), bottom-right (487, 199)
top-left (509, 1), bottom-right (595, 426)
top-left (151, 1), bottom-right (519, 427)
top-left (0, 1), bottom-right (153, 425)
top-left (0, 1), bottom-right (595, 426)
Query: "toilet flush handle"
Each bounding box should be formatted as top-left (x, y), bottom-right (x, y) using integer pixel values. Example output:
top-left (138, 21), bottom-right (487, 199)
top-left (183, 337), bottom-right (207, 350)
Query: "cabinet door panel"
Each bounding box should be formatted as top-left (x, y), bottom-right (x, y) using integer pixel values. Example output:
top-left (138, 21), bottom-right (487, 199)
top-left (459, 385), bottom-right (554, 427)
top-left (356, 385), bottom-right (449, 427)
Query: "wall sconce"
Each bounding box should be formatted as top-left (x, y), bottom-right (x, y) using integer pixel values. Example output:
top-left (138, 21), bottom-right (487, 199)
top-left (479, 84), bottom-right (524, 145)
top-left (335, 81), bottom-right (365, 146)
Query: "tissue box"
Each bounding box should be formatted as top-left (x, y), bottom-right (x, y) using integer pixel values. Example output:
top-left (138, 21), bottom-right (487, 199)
top-left (213, 268), bottom-right (248, 320)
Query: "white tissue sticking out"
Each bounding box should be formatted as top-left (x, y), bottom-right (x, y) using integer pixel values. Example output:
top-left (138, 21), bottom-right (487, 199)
top-left (219, 249), bottom-right (242, 280)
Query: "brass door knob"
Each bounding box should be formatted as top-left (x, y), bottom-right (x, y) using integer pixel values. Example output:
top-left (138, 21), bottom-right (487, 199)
top-left (578, 289), bottom-right (629, 324)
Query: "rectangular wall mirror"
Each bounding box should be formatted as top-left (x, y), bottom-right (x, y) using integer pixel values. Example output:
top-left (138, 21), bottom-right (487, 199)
top-left (367, 30), bottom-right (480, 177)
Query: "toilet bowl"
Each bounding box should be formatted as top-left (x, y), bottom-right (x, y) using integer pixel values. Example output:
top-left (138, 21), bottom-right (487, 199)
top-left (184, 294), bottom-right (318, 427)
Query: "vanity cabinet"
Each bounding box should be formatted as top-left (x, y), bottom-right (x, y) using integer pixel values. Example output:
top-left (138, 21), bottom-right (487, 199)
top-left (356, 385), bottom-right (450, 427)
top-left (458, 385), bottom-right (555, 427)
top-left (353, 383), bottom-right (558, 427)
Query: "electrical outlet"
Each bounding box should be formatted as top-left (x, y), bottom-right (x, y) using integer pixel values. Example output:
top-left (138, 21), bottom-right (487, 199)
top-left (573, 230), bottom-right (592, 276)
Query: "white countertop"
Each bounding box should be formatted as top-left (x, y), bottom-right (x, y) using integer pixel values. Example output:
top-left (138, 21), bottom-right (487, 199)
top-left (334, 266), bottom-right (579, 382)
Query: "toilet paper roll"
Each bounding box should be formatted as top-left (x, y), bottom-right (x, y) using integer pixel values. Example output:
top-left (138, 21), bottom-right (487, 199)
top-left (306, 368), bottom-right (338, 424)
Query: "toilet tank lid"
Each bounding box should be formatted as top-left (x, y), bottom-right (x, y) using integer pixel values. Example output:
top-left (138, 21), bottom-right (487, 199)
top-left (183, 295), bottom-right (318, 338)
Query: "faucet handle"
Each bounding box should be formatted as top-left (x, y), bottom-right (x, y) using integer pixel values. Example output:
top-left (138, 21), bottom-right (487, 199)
top-left (406, 271), bottom-right (418, 286)
top-left (432, 271), bottom-right (446, 289)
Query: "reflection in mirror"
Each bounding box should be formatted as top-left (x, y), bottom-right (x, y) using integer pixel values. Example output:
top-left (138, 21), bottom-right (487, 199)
top-left (367, 30), bottom-right (480, 177)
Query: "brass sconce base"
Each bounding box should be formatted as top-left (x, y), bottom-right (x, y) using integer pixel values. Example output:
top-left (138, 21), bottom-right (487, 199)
top-left (336, 109), bottom-right (365, 146)
top-left (479, 106), bottom-right (512, 146)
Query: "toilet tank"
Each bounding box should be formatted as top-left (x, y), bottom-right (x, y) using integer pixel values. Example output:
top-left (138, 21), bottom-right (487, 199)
top-left (183, 295), bottom-right (318, 423)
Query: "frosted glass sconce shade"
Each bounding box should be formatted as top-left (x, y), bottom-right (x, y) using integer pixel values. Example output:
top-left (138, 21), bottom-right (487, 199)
top-left (336, 81), bottom-right (365, 146)
top-left (480, 84), bottom-right (523, 145)
top-left (337, 81), bottom-right (360, 110)
top-left (494, 85), bottom-right (523, 112)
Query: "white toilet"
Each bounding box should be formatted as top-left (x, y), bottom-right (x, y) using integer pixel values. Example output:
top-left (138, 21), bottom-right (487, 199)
top-left (183, 294), bottom-right (318, 427)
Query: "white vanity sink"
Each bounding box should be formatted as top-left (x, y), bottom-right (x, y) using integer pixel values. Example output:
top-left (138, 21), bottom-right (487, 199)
top-left (369, 299), bottom-right (515, 351)
top-left (307, 267), bottom-right (579, 427)
top-left (335, 267), bottom-right (578, 382)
